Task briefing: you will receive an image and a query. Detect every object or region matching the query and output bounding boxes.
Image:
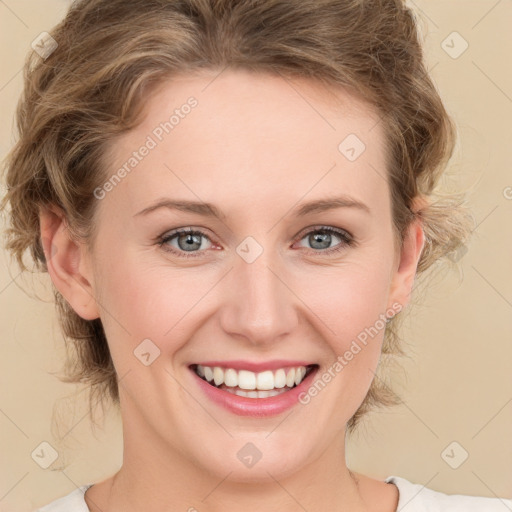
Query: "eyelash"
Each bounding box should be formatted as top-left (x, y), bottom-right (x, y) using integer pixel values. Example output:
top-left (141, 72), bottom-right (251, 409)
top-left (157, 226), bottom-right (355, 259)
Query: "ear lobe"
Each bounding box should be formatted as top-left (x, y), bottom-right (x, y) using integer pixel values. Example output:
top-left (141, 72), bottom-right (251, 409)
top-left (39, 206), bottom-right (100, 320)
top-left (387, 216), bottom-right (426, 311)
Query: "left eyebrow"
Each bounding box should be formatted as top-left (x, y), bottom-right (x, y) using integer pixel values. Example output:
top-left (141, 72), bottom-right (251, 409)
top-left (293, 196), bottom-right (371, 216)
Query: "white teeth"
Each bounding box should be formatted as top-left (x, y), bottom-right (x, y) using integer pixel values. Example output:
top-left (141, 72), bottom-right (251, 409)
top-left (256, 370), bottom-right (275, 390)
top-left (295, 367), bottom-right (307, 385)
top-left (274, 369), bottom-right (286, 388)
top-left (286, 368), bottom-right (296, 387)
top-left (195, 364), bottom-right (312, 391)
top-left (238, 370), bottom-right (257, 390)
top-left (204, 366), bottom-right (213, 382)
top-left (224, 368), bottom-right (238, 387)
top-left (213, 367), bottom-right (224, 386)
top-left (226, 388), bottom-right (288, 398)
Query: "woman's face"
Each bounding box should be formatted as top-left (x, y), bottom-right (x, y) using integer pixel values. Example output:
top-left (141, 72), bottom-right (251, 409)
top-left (48, 69), bottom-right (423, 481)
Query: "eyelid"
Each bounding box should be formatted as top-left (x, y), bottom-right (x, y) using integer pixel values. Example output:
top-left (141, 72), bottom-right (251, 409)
top-left (295, 224), bottom-right (353, 241)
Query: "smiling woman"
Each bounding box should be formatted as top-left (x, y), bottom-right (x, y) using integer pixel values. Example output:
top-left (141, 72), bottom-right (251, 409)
top-left (1, 0), bottom-right (510, 511)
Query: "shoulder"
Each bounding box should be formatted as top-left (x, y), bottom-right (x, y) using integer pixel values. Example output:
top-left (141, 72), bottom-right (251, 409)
top-left (385, 475), bottom-right (512, 511)
top-left (34, 484), bottom-right (92, 512)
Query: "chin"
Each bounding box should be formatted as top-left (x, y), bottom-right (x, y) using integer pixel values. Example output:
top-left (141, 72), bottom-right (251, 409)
top-left (191, 437), bottom-right (311, 483)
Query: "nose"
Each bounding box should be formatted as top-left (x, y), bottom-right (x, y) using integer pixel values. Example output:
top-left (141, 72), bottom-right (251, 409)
top-left (219, 242), bottom-right (299, 347)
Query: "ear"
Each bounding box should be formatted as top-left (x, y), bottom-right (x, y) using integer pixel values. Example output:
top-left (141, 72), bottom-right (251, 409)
top-left (39, 205), bottom-right (100, 320)
top-left (387, 196), bottom-right (427, 312)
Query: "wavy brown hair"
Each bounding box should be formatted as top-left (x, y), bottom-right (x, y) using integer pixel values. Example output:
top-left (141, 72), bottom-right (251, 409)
top-left (1, 0), bottom-right (473, 435)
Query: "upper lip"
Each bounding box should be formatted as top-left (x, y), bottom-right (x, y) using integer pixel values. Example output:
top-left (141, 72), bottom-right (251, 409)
top-left (190, 360), bottom-right (317, 372)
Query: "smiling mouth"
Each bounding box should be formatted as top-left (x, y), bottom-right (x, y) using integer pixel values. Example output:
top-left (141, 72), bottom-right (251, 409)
top-left (190, 364), bottom-right (318, 399)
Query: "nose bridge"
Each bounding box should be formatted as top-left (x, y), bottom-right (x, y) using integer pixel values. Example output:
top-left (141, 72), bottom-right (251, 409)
top-left (219, 239), bottom-right (298, 345)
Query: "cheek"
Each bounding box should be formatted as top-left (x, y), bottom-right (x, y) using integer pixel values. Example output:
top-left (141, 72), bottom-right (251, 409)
top-left (89, 255), bottom-right (164, 360)
top-left (300, 261), bottom-right (392, 346)
top-left (93, 256), bottom-right (210, 358)
top-left (290, 266), bottom-right (392, 424)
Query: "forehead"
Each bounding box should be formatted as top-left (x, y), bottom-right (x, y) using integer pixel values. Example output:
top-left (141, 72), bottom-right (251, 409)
top-left (101, 69), bottom-right (389, 217)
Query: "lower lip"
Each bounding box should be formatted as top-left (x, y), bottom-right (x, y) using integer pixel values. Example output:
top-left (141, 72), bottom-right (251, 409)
top-left (190, 366), bottom-right (319, 417)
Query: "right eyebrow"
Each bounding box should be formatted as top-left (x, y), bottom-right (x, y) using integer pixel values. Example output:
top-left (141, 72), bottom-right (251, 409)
top-left (134, 199), bottom-right (227, 221)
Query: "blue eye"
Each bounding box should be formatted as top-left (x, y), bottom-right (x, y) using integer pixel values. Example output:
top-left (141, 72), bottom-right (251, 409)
top-left (159, 228), bottom-right (213, 258)
top-left (158, 225), bottom-right (354, 259)
top-left (296, 226), bottom-right (354, 254)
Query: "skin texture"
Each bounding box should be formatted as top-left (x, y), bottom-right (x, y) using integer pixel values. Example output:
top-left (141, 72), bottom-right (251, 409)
top-left (40, 69), bottom-right (425, 511)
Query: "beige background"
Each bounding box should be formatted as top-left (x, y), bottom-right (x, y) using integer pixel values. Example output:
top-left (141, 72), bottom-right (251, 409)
top-left (1, 1), bottom-right (511, 510)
